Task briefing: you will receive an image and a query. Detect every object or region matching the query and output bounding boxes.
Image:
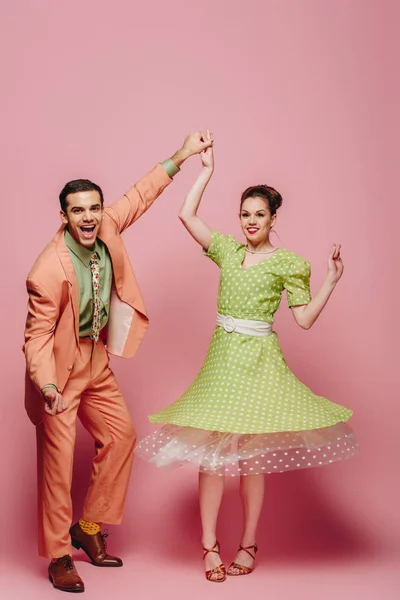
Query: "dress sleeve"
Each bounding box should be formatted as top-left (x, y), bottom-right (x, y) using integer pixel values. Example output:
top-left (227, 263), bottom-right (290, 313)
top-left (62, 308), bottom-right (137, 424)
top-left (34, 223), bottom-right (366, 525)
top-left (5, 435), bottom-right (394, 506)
top-left (203, 231), bottom-right (239, 268)
top-left (283, 258), bottom-right (312, 307)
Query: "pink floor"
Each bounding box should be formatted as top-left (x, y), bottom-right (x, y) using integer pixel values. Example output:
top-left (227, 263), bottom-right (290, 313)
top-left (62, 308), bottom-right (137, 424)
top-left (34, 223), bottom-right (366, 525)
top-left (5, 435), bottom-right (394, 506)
top-left (3, 457), bottom-right (399, 599)
top-left (3, 553), bottom-right (399, 600)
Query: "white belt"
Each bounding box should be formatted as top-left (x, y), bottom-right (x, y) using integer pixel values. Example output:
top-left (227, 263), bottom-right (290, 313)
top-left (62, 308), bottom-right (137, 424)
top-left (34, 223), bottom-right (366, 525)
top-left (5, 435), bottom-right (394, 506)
top-left (216, 313), bottom-right (273, 337)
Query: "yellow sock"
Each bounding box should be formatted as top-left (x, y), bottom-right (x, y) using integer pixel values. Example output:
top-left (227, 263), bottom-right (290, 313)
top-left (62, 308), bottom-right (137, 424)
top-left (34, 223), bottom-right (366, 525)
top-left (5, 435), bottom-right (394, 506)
top-left (79, 519), bottom-right (101, 535)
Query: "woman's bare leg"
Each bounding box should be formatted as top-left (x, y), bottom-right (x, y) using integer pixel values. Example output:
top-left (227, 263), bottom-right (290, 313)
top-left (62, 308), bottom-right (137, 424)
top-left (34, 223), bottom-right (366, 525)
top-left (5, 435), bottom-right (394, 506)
top-left (227, 474), bottom-right (265, 574)
top-left (199, 471), bottom-right (225, 581)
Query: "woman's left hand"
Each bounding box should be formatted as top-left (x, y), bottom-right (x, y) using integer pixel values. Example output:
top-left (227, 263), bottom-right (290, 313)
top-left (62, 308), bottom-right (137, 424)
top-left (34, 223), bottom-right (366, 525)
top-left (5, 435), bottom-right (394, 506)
top-left (326, 244), bottom-right (344, 284)
top-left (200, 129), bottom-right (214, 170)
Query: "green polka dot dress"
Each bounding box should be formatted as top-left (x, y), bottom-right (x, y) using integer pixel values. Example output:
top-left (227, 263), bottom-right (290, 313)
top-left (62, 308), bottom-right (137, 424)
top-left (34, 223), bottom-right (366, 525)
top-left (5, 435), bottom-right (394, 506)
top-left (136, 231), bottom-right (358, 475)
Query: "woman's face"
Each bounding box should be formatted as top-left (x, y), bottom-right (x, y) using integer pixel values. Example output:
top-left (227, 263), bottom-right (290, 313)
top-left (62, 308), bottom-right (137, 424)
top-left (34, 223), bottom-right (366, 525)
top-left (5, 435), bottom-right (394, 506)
top-left (240, 196), bottom-right (276, 245)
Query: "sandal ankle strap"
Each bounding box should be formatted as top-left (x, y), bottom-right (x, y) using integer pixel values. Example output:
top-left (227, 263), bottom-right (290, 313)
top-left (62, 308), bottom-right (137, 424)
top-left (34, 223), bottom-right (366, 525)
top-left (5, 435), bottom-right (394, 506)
top-left (203, 540), bottom-right (221, 560)
top-left (238, 543), bottom-right (258, 560)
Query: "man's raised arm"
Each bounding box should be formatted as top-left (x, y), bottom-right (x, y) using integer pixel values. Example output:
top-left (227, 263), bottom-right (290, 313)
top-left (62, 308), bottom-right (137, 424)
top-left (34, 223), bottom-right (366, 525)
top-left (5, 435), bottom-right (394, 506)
top-left (107, 131), bottom-right (213, 233)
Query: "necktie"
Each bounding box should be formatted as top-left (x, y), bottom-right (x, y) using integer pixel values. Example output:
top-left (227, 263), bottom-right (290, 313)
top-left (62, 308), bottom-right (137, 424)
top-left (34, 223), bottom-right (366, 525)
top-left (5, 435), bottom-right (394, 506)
top-left (89, 253), bottom-right (101, 342)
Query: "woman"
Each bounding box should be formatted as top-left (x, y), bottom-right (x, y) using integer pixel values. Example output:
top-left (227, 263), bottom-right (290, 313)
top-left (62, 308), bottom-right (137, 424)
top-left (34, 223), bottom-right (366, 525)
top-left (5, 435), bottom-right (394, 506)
top-left (136, 131), bottom-right (358, 582)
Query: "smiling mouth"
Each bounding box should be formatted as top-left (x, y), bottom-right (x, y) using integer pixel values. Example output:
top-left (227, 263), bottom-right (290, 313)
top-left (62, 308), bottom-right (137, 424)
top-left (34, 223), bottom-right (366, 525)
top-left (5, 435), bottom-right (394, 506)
top-left (247, 228), bottom-right (259, 234)
top-left (80, 225), bottom-right (96, 238)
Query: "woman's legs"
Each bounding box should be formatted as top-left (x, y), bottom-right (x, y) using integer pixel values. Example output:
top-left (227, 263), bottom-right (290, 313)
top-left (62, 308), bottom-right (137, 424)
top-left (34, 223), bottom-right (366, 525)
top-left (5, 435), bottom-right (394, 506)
top-left (199, 471), bottom-right (225, 580)
top-left (227, 473), bottom-right (265, 574)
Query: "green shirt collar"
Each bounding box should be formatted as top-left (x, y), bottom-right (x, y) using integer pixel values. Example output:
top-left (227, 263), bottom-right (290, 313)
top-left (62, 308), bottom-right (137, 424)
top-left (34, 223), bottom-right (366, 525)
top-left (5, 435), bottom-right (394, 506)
top-left (64, 229), bottom-right (100, 267)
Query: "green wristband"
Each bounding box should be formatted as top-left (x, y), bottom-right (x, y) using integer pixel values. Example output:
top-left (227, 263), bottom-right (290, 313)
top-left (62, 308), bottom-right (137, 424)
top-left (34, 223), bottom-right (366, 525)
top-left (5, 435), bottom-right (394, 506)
top-left (161, 158), bottom-right (180, 178)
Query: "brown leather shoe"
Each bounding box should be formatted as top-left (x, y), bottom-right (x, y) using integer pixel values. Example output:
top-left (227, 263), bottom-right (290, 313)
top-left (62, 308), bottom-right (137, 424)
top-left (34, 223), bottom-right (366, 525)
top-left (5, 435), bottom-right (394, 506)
top-left (70, 522), bottom-right (123, 567)
top-left (48, 555), bottom-right (85, 593)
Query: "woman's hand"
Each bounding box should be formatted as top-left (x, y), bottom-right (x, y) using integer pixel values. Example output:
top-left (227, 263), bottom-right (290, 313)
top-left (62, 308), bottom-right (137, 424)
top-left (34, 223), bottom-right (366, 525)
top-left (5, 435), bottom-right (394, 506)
top-left (291, 244), bottom-right (344, 330)
top-left (200, 129), bottom-right (214, 170)
top-left (178, 129), bottom-right (214, 250)
top-left (326, 243), bottom-right (344, 285)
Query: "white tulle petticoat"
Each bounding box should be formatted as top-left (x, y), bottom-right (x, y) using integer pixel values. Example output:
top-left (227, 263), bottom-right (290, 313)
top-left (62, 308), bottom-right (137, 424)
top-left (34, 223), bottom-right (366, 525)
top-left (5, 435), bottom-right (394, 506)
top-left (135, 422), bottom-right (358, 476)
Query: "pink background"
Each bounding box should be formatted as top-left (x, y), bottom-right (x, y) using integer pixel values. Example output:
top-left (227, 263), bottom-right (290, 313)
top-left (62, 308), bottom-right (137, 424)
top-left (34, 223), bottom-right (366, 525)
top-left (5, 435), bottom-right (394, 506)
top-left (1, 0), bottom-right (398, 598)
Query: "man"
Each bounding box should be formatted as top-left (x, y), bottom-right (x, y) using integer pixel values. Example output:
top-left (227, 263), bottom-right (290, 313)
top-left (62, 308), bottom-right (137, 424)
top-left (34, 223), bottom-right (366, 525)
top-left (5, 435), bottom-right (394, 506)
top-left (24, 132), bottom-right (212, 593)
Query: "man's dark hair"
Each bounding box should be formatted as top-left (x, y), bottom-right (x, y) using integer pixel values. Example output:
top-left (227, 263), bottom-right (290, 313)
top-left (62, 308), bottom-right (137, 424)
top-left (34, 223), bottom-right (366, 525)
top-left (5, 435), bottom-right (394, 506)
top-left (59, 179), bottom-right (104, 212)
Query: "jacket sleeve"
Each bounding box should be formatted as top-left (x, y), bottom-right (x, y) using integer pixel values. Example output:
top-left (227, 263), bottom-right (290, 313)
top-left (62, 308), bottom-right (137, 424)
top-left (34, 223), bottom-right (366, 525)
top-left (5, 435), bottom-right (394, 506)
top-left (106, 163), bottom-right (172, 234)
top-left (24, 278), bottom-right (59, 392)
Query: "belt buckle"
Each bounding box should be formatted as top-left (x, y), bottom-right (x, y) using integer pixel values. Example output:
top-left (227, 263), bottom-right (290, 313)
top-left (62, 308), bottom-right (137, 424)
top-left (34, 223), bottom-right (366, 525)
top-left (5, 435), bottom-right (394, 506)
top-left (223, 315), bottom-right (236, 333)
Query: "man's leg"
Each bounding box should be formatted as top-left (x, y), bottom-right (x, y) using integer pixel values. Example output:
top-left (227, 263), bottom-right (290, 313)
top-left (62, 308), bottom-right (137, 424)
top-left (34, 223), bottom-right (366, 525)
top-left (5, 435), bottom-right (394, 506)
top-left (36, 403), bottom-right (79, 559)
top-left (36, 342), bottom-right (93, 559)
top-left (69, 340), bottom-right (135, 566)
top-left (78, 343), bottom-right (135, 524)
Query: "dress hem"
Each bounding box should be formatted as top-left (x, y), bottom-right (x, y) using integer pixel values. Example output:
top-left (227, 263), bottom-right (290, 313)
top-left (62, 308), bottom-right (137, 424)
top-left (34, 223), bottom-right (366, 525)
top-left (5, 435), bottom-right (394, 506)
top-left (136, 421), bottom-right (359, 476)
top-left (147, 414), bottom-right (354, 436)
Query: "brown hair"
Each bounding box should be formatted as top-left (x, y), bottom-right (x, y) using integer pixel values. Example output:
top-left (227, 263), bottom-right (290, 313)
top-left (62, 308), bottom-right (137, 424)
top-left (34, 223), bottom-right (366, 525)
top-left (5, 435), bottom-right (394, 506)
top-left (240, 185), bottom-right (282, 215)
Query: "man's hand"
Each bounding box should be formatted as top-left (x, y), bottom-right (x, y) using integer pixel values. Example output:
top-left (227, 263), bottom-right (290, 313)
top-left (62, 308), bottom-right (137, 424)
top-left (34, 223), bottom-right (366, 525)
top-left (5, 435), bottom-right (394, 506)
top-left (171, 131), bottom-right (213, 167)
top-left (42, 387), bottom-right (69, 416)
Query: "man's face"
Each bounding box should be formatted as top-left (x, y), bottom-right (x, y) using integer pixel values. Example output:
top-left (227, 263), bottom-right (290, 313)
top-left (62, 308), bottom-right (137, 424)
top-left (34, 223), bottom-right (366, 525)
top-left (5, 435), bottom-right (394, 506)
top-left (61, 190), bottom-right (104, 248)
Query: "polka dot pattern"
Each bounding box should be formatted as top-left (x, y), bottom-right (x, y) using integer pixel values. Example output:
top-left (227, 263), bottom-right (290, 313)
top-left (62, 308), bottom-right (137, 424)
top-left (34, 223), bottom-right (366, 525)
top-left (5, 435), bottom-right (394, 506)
top-left (136, 231), bottom-right (358, 473)
top-left (136, 423), bottom-right (358, 475)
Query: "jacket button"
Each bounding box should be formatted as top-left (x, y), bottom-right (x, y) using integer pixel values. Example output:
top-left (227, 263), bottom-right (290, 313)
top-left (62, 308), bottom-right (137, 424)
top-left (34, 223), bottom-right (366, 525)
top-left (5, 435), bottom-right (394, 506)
top-left (67, 365), bottom-right (73, 371)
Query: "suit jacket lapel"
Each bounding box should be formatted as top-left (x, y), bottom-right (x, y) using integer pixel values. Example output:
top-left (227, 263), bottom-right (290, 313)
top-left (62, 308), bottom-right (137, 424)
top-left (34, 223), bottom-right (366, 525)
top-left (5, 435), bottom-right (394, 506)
top-left (98, 227), bottom-right (124, 296)
top-left (100, 230), bottom-right (148, 317)
top-left (55, 226), bottom-right (80, 342)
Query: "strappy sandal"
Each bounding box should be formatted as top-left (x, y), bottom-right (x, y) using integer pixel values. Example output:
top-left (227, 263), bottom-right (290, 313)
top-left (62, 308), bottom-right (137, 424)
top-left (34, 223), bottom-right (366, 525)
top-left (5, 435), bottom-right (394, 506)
top-left (227, 543), bottom-right (258, 576)
top-left (203, 541), bottom-right (226, 583)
